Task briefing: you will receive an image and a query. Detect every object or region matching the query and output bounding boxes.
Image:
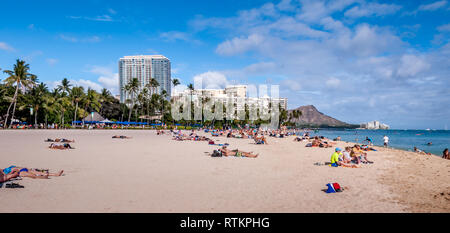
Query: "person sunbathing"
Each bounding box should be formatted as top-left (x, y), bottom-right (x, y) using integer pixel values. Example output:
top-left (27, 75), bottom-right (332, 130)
top-left (218, 146), bottom-right (258, 158)
top-left (414, 147), bottom-right (431, 155)
top-left (46, 138), bottom-right (75, 143)
top-left (49, 143), bottom-right (74, 149)
top-left (112, 135), bottom-right (132, 139)
top-left (0, 169), bottom-right (19, 183)
top-left (9, 167), bottom-right (64, 179)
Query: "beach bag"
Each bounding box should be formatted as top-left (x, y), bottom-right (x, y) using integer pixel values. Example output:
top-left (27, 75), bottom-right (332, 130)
top-left (325, 183), bottom-right (342, 193)
top-left (208, 140), bottom-right (215, 145)
top-left (211, 150), bottom-right (222, 157)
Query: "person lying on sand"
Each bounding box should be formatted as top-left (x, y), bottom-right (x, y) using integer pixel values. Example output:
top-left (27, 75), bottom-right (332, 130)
top-left (112, 135), bottom-right (132, 139)
top-left (7, 166), bottom-right (64, 179)
top-left (45, 138), bottom-right (75, 143)
top-left (49, 143), bottom-right (74, 150)
top-left (0, 169), bottom-right (19, 183)
top-left (310, 137), bottom-right (334, 148)
top-left (414, 147), bottom-right (431, 155)
top-left (218, 146), bottom-right (258, 158)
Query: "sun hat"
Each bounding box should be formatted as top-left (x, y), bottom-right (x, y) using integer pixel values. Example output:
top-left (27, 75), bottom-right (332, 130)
top-left (335, 147), bottom-right (342, 152)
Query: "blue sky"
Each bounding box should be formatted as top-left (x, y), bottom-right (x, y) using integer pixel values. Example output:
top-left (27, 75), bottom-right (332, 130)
top-left (0, 0), bottom-right (449, 129)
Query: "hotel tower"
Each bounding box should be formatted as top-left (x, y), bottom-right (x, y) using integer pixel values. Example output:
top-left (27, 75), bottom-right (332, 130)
top-left (119, 55), bottom-right (171, 103)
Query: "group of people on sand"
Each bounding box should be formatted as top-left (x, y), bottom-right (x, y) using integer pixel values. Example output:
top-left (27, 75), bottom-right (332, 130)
top-left (330, 145), bottom-right (374, 168)
top-left (170, 128), bottom-right (261, 158)
top-left (112, 135), bottom-right (132, 139)
top-left (172, 130), bottom-right (210, 141)
top-left (1, 166), bottom-right (64, 184)
top-left (46, 138), bottom-right (75, 150)
top-left (217, 146), bottom-right (258, 158)
top-left (305, 136), bottom-right (337, 148)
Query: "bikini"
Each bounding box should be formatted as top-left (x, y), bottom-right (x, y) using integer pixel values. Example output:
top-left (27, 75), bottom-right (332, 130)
top-left (19, 168), bottom-right (29, 174)
top-left (3, 166), bottom-right (17, 175)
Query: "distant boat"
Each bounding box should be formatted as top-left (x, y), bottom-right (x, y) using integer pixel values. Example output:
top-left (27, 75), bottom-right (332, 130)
top-left (426, 128), bottom-right (431, 131)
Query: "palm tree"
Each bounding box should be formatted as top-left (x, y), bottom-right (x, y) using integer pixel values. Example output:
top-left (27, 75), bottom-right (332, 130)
top-left (29, 83), bottom-right (48, 126)
top-left (150, 78), bottom-right (159, 95)
top-left (160, 90), bottom-right (168, 124)
top-left (55, 95), bottom-right (71, 126)
top-left (83, 88), bottom-right (101, 124)
top-left (3, 59), bottom-right (36, 128)
top-left (172, 78), bottom-right (180, 92)
top-left (123, 78), bottom-right (140, 122)
top-left (57, 78), bottom-right (72, 96)
top-left (70, 86), bottom-right (85, 125)
top-left (99, 88), bottom-right (112, 116)
top-left (187, 83), bottom-right (194, 122)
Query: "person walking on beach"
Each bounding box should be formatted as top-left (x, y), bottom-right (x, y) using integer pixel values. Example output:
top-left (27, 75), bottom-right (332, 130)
top-left (383, 135), bottom-right (389, 147)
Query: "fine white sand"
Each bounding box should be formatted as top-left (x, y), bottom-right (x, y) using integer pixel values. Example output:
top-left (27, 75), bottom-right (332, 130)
top-left (0, 129), bottom-right (448, 213)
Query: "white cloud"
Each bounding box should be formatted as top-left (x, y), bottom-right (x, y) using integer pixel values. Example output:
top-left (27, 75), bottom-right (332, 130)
top-left (68, 14), bottom-right (115, 22)
top-left (437, 23), bottom-right (450, 32)
top-left (418, 0), bottom-right (447, 11)
top-left (216, 34), bottom-right (264, 56)
top-left (344, 3), bottom-right (402, 18)
top-left (325, 77), bottom-right (341, 87)
top-left (107, 8), bottom-right (117, 15)
top-left (73, 79), bottom-right (103, 92)
top-left (59, 35), bottom-right (101, 43)
top-left (397, 54), bottom-right (431, 77)
top-left (193, 71), bottom-right (229, 89)
top-left (159, 31), bottom-right (200, 44)
top-left (281, 79), bottom-right (302, 91)
top-left (88, 66), bottom-right (119, 94)
top-left (0, 42), bottom-right (14, 51)
top-left (46, 58), bottom-right (58, 66)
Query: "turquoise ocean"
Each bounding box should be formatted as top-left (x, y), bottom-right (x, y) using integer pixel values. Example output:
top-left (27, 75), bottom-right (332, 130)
top-left (305, 129), bottom-right (450, 156)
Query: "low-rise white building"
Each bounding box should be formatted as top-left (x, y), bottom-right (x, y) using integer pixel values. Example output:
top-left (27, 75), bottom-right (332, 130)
top-left (172, 85), bottom-right (288, 110)
top-left (360, 121), bottom-right (390, 129)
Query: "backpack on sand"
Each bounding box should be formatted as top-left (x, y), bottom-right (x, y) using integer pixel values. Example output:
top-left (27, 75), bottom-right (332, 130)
top-left (325, 183), bottom-right (342, 193)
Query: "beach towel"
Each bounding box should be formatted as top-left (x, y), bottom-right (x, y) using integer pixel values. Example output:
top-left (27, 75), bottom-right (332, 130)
top-left (325, 183), bottom-right (342, 193)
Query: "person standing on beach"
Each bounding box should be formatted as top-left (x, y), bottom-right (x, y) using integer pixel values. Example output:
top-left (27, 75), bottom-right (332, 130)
top-left (383, 135), bottom-right (389, 147)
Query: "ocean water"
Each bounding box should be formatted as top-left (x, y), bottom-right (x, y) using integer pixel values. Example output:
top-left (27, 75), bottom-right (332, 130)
top-left (305, 129), bottom-right (450, 156)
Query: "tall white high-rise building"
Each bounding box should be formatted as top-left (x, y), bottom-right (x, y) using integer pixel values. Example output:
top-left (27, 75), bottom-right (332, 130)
top-left (119, 55), bottom-right (171, 103)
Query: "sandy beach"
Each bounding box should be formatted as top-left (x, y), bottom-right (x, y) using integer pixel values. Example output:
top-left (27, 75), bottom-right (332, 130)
top-left (0, 129), bottom-right (449, 213)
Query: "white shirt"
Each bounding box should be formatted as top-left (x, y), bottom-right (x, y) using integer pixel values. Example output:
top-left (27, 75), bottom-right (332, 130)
top-left (383, 136), bottom-right (389, 143)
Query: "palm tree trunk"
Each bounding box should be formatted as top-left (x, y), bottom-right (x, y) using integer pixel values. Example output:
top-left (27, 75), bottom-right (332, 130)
top-left (34, 107), bottom-right (38, 127)
top-left (73, 101), bottom-right (78, 126)
top-left (135, 107), bottom-right (138, 122)
top-left (9, 93), bottom-right (19, 129)
top-left (5, 85), bottom-right (19, 128)
top-left (128, 101), bottom-right (133, 122)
